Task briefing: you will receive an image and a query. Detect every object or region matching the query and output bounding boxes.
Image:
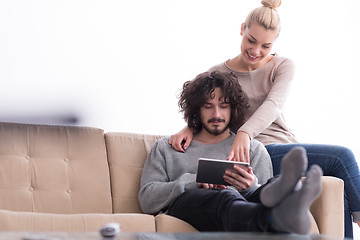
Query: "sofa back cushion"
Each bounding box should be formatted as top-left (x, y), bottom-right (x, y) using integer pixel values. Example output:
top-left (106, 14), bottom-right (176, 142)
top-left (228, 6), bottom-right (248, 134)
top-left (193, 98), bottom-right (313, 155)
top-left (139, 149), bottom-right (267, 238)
top-left (0, 122), bottom-right (112, 214)
top-left (105, 132), bottom-right (163, 213)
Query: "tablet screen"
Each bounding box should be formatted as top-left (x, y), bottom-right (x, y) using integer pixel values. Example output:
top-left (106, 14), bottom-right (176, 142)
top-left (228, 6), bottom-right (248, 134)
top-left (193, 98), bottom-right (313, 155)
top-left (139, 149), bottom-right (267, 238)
top-left (196, 158), bottom-right (249, 185)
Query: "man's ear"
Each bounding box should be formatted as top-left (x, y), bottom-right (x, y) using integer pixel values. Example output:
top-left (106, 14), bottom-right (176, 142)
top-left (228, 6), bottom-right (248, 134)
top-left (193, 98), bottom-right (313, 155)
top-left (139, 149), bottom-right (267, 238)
top-left (240, 23), bottom-right (245, 36)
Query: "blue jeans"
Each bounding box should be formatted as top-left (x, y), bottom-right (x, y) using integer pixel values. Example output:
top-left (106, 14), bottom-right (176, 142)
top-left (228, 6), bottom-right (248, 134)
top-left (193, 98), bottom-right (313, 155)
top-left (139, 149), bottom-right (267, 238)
top-left (167, 188), bottom-right (271, 232)
top-left (266, 143), bottom-right (360, 239)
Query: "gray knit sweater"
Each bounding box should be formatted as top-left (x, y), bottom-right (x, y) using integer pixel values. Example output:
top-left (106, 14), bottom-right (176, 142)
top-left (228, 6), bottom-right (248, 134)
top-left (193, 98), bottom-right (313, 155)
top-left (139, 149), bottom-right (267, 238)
top-left (138, 133), bottom-right (273, 214)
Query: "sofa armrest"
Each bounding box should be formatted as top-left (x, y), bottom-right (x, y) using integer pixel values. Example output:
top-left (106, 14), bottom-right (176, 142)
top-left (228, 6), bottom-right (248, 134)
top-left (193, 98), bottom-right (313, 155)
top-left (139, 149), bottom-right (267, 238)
top-left (310, 176), bottom-right (344, 238)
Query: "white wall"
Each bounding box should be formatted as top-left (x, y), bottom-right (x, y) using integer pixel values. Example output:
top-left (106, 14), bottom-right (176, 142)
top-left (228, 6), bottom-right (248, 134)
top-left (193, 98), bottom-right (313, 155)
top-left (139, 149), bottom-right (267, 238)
top-left (1, 0), bottom-right (359, 151)
top-left (2, 0), bottom-right (360, 149)
top-left (1, 0), bottom-right (360, 237)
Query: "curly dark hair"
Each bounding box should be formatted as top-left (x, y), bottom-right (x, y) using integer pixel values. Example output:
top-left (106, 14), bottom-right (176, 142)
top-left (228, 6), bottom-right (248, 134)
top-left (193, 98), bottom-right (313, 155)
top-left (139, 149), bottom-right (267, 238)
top-left (179, 70), bottom-right (249, 133)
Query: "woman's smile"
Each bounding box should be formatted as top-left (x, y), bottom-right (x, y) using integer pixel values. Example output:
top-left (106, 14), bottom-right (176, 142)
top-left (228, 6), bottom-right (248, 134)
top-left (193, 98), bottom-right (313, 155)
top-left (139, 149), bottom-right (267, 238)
top-left (246, 51), bottom-right (260, 61)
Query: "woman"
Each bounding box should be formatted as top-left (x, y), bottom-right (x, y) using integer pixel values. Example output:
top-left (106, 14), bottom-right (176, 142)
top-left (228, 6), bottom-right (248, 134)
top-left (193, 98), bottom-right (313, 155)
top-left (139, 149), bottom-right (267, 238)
top-left (169, 0), bottom-right (360, 238)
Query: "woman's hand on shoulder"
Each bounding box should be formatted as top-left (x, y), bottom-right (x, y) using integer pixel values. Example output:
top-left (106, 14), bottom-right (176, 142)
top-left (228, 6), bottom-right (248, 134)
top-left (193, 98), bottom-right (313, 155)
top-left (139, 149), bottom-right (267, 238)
top-left (227, 131), bottom-right (251, 163)
top-left (168, 126), bottom-right (194, 152)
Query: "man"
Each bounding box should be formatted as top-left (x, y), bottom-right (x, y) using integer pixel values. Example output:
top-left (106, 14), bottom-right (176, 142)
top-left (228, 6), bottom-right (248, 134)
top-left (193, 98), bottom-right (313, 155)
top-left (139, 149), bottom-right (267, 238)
top-left (138, 71), bottom-right (322, 234)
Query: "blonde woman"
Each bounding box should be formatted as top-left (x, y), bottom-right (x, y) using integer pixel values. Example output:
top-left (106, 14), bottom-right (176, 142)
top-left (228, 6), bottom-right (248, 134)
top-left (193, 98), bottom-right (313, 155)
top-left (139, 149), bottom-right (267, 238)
top-left (169, 0), bottom-right (360, 238)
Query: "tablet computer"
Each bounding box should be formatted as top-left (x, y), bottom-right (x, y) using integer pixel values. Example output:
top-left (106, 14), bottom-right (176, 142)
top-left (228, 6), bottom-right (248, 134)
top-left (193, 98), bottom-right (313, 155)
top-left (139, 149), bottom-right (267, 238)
top-left (196, 157), bottom-right (249, 185)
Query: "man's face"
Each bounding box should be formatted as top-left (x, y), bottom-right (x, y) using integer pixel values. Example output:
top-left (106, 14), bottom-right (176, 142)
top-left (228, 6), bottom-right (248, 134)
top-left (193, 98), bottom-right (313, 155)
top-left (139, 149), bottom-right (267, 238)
top-left (200, 87), bottom-right (231, 136)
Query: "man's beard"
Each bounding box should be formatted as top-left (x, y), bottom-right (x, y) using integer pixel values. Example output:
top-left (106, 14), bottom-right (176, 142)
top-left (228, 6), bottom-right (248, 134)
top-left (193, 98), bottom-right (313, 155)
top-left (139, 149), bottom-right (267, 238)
top-left (202, 118), bottom-right (229, 136)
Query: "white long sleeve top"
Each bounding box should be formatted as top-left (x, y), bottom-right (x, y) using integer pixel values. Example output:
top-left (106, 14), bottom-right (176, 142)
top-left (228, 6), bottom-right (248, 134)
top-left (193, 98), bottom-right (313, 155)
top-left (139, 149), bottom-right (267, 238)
top-left (209, 54), bottom-right (297, 145)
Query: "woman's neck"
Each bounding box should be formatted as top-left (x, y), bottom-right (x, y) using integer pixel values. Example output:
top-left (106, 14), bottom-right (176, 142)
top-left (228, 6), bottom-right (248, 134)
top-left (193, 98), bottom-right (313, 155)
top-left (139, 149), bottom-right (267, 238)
top-left (227, 54), bottom-right (274, 72)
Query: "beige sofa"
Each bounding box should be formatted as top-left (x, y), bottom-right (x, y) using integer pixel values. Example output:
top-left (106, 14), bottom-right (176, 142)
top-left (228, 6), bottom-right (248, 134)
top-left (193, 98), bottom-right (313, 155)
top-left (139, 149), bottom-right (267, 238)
top-left (0, 122), bottom-right (344, 238)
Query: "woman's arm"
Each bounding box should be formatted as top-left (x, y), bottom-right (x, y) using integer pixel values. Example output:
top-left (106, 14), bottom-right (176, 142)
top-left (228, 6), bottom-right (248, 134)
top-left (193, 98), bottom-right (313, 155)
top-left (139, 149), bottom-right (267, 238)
top-left (239, 58), bottom-right (295, 139)
top-left (228, 58), bottom-right (295, 162)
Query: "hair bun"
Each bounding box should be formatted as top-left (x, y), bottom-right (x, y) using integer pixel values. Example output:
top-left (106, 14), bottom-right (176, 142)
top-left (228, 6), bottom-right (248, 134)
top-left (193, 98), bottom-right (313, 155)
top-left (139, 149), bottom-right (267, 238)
top-left (261, 0), bottom-right (281, 10)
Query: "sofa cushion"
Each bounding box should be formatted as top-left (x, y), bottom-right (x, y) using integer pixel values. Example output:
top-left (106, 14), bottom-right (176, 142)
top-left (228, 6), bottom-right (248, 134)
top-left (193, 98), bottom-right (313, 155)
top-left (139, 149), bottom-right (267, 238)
top-left (155, 214), bottom-right (198, 232)
top-left (105, 132), bottom-right (163, 213)
top-left (0, 209), bottom-right (155, 232)
top-left (0, 122), bottom-right (112, 214)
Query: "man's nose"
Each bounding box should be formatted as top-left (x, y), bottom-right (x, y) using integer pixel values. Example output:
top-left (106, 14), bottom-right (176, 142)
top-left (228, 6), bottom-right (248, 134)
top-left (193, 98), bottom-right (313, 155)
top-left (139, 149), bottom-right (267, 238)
top-left (213, 106), bottom-right (222, 117)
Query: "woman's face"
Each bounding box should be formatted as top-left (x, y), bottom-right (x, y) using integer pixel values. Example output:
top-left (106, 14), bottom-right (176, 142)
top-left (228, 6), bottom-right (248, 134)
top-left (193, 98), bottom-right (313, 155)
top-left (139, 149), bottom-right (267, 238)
top-left (240, 22), bottom-right (278, 69)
